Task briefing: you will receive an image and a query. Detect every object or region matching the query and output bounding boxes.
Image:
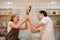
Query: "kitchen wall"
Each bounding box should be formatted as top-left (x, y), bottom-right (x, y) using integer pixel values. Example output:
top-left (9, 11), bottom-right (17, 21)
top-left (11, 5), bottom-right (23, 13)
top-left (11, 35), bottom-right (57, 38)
top-left (0, 0), bottom-right (60, 40)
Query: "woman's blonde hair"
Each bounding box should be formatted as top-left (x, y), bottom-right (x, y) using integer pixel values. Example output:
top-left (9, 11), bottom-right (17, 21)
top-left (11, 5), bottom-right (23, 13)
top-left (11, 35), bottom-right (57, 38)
top-left (10, 14), bottom-right (18, 22)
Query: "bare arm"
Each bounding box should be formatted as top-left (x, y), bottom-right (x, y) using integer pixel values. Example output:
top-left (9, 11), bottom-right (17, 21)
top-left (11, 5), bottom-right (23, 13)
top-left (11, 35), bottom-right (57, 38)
top-left (27, 16), bottom-right (44, 28)
top-left (10, 8), bottom-right (28, 30)
top-left (29, 22), bottom-right (40, 33)
top-left (24, 8), bottom-right (44, 28)
top-left (19, 8), bottom-right (28, 30)
top-left (10, 18), bottom-right (28, 30)
top-left (19, 21), bottom-right (28, 30)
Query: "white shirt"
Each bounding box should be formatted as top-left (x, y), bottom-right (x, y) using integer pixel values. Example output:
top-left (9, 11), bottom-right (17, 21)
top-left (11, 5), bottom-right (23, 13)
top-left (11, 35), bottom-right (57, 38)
top-left (7, 21), bottom-right (12, 33)
top-left (40, 16), bottom-right (56, 40)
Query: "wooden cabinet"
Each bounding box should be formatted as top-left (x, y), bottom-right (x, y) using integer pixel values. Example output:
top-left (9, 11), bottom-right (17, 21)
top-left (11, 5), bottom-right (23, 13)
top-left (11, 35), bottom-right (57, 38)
top-left (46, 9), bottom-right (60, 28)
top-left (0, 8), bottom-right (13, 37)
top-left (48, 14), bottom-right (60, 28)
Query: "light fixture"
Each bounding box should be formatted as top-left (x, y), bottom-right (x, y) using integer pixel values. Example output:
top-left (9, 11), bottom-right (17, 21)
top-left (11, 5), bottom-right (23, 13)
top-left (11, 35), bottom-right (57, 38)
top-left (51, 1), bottom-right (56, 4)
top-left (7, 2), bottom-right (12, 4)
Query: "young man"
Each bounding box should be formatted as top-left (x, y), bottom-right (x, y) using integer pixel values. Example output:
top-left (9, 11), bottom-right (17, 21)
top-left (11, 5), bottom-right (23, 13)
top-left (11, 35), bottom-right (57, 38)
top-left (26, 10), bottom-right (56, 40)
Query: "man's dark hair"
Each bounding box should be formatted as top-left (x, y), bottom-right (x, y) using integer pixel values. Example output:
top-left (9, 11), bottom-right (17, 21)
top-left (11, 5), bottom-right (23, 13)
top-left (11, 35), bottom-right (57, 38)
top-left (39, 10), bottom-right (47, 17)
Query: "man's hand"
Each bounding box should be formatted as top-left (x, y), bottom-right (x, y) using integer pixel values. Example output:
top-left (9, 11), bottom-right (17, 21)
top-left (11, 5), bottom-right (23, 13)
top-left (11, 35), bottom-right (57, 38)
top-left (25, 15), bottom-right (30, 21)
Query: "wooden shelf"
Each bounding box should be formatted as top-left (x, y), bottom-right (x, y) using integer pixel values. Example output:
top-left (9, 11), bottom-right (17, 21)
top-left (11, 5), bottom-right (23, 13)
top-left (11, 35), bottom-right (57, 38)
top-left (46, 8), bottom-right (60, 10)
top-left (54, 24), bottom-right (60, 28)
top-left (0, 27), bottom-right (7, 28)
top-left (0, 14), bottom-right (13, 17)
top-left (48, 14), bottom-right (60, 16)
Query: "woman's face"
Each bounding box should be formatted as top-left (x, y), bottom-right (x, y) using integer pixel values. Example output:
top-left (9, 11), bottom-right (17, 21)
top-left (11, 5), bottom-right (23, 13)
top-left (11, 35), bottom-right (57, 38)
top-left (13, 15), bottom-right (19, 23)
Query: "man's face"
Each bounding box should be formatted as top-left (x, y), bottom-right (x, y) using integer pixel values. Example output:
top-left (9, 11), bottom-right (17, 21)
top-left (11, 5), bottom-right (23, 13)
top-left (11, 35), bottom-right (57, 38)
top-left (37, 13), bottom-right (43, 20)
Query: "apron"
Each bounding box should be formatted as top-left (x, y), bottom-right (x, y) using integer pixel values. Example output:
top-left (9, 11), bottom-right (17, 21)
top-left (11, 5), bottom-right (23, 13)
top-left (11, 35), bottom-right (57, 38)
top-left (5, 28), bottom-right (19, 40)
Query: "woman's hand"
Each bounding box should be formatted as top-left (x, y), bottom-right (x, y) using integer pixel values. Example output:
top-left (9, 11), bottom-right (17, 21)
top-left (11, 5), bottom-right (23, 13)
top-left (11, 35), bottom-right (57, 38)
top-left (23, 8), bottom-right (29, 21)
top-left (24, 8), bottom-right (28, 18)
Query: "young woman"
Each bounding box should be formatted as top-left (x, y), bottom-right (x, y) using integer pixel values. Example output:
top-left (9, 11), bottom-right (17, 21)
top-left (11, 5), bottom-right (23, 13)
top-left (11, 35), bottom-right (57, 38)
top-left (5, 14), bottom-right (28, 40)
top-left (26, 10), bottom-right (56, 40)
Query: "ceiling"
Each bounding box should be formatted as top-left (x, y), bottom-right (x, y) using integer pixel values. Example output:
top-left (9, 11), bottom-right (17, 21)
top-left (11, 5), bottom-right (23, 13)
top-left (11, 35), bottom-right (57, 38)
top-left (0, 0), bottom-right (60, 9)
top-left (0, 0), bottom-right (60, 3)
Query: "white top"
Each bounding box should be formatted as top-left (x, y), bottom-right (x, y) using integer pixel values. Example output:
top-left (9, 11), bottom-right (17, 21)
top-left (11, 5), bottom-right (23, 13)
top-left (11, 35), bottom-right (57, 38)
top-left (7, 21), bottom-right (12, 33)
top-left (40, 16), bottom-right (56, 40)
